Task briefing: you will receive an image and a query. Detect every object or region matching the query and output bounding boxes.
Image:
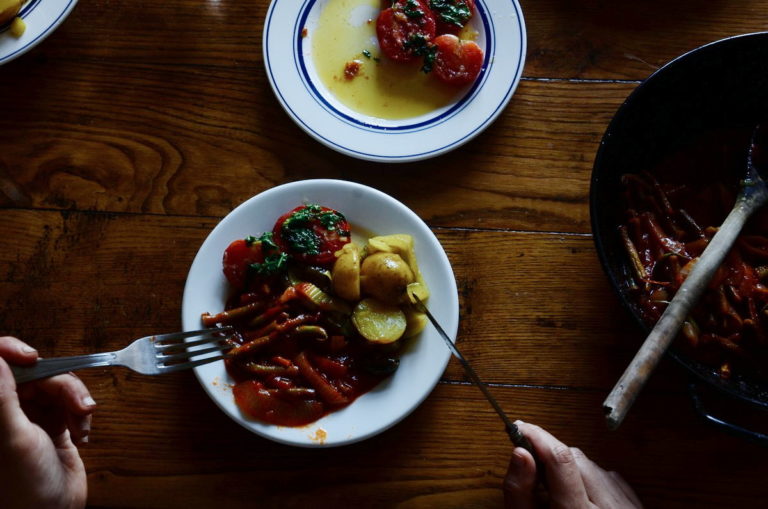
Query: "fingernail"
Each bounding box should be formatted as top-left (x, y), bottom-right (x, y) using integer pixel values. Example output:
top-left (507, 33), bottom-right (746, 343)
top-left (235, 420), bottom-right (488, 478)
top-left (510, 449), bottom-right (526, 467)
top-left (21, 345), bottom-right (36, 354)
top-left (82, 396), bottom-right (97, 407)
top-left (514, 419), bottom-right (525, 425)
top-left (81, 435), bottom-right (89, 444)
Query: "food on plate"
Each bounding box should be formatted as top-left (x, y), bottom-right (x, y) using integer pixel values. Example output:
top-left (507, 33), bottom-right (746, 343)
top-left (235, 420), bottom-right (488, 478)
top-left (311, 0), bottom-right (482, 119)
top-left (202, 204), bottom-right (430, 426)
top-left (1, 0), bottom-right (26, 36)
top-left (620, 129), bottom-right (768, 381)
top-left (376, 0), bottom-right (483, 86)
top-left (376, 0), bottom-right (437, 63)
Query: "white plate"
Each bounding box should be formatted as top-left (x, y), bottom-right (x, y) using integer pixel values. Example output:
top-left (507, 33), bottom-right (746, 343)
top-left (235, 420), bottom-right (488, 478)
top-left (181, 179), bottom-right (459, 447)
top-left (263, 0), bottom-right (526, 162)
top-left (0, 0), bottom-right (78, 65)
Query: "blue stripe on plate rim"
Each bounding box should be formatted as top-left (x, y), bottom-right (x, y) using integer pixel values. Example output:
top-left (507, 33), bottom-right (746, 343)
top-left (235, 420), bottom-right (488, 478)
top-left (264, 0), bottom-right (525, 160)
top-left (293, 0), bottom-right (493, 133)
top-left (0, 0), bottom-right (77, 64)
top-left (0, 0), bottom-right (42, 30)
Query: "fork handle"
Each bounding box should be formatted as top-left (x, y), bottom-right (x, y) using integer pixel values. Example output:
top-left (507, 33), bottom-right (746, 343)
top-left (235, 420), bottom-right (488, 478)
top-left (11, 352), bottom-right (117, 384)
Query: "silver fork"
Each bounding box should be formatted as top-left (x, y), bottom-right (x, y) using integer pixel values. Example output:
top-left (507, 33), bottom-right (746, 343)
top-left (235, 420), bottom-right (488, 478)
top-left (10, 327), bottom-right (234, 384)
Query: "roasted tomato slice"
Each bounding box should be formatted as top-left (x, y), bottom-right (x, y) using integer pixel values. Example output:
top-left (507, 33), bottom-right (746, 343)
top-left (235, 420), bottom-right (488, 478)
top-left (429, 0), bottom-right (474, 35)
top-left (273, 204), bottom-right (351, 267)
top-left (223, 238), bottom-right (266, 288)
top-left (432, 34), bottom-right (483, 86)
top-left (376, 0), bottom-right (436, 62)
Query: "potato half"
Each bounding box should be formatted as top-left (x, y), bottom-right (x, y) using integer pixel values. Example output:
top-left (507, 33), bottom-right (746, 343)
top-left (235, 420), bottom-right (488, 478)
top-left (352, 298), bottom-right (407, 344)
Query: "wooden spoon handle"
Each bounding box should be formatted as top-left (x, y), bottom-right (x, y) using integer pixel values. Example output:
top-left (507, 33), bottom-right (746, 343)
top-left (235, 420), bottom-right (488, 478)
top-left (603, 201), bottom-right (754, 429)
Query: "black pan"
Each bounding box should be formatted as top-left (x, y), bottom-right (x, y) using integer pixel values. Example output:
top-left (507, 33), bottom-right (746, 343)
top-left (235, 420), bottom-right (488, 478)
top-left (590, 32), bottom-right (768, 441)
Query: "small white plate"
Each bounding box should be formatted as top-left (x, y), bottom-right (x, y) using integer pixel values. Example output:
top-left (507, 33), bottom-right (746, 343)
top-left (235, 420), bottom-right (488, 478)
top-left (0, 0), bottom-right (78, 65)
top-left (263, 0), bottom-right (526, 162)
top-left (181, 179), bottom-right (459, 447)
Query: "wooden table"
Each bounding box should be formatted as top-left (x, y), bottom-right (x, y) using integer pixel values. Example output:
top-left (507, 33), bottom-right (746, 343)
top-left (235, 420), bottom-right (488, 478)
top-left (2, 1), bottom-right (767, 507)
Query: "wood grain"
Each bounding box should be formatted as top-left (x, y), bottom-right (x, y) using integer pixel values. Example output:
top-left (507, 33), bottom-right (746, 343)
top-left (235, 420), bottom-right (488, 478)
top-left (4, 0), bottom-right (768, 507)
top-left (0, 70), bottom-right (628, 232)
top-left (79, 382), bottom-right (766, 509)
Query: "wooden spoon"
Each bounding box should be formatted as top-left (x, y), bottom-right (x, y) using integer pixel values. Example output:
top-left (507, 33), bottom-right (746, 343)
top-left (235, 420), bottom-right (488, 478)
top-left (603, 125), bottom-right (768, 430)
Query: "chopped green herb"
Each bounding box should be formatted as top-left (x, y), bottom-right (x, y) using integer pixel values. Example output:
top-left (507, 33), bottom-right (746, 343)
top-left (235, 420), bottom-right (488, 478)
top-left (258, 231), bottom-right (279, 252)
top-left (319, 211), bottom-right (345, 231)
top-left (244, 232), bottom-right (279, 252)
top-left (429, 0), bottom-right (471, 27)
top-left (403, 0), bottom-right (424, 19)
top-left (249, 252), bottom-right (289, 276)
top-left (404, 34), bottom-right (437, 72)
top-left (282, 227), bottom-right (320, 255)
top-left (362, 49), bottom-right (381, 63)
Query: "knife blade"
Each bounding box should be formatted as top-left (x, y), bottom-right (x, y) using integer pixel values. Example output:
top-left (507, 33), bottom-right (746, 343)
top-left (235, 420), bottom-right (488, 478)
top-left (412, 295), bottom-right (537, 458)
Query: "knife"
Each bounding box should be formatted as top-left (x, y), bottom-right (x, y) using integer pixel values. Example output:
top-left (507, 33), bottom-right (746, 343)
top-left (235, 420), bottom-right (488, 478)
top-left (412, 295), bottom-right (538, 461)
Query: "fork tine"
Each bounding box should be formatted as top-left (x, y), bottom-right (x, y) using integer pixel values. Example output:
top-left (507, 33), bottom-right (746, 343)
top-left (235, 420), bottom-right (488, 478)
top-left (153, 327), bottom-right (233, 344)
top-left (155, 333), bottom-right (231, 353)
top-left (159, 353), bottom-right (231, 374)
top-left (160, 343), bottom-right (232, 363)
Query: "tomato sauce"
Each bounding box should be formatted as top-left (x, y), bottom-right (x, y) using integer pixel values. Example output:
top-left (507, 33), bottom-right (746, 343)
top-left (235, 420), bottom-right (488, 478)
top-left (622, 128), bottom-right (768, 380)
top-left (203, 205), bottom-right (404, 427)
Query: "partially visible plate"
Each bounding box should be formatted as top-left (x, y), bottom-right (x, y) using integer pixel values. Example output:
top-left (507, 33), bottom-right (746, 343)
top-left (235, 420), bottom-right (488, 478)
top-left (263, 0), bottom-right (526, 162)
top-left (181, 179), bottom-right (459, 447)
top-left (0, 0), bottom-right (78, 65)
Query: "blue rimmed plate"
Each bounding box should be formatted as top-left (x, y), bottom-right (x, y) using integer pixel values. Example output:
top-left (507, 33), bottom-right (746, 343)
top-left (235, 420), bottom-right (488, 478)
top-left (263, 0), bottom-right (526, 162)
top-left (0, 0), bottom-right (77, 65)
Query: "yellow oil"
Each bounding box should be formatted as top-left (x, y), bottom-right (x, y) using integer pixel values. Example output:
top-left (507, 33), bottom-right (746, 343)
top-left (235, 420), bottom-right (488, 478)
top-left (311, 0), bottom-right (460, 120)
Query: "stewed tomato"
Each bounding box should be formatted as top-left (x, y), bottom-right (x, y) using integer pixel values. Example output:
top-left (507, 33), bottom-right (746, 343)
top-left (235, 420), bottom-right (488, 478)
top-left (376, 0), bottom-right (436, 62)
top-left (223, 237), bottom-right (266, 288)
top-left (431, 34), bottom-right (483, 86)
top-left (273, 204), bottom-right (351, 267)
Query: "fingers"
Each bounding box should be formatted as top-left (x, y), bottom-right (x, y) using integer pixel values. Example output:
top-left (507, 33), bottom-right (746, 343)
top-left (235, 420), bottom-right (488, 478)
top-left (515, 421), bottom-right (591, 508)
top-left (0, 336), bottom-right (38, 366)
top-left (503, 447), bottom-right (537, 509)
top-left (0, 357), bottom-right (31, 437)
top-left (31, 373), bottom-right (96, 445)
top-left (572, 448), bottom-right (643, 508)
top-left (608, 471), bottom-right (644, 508)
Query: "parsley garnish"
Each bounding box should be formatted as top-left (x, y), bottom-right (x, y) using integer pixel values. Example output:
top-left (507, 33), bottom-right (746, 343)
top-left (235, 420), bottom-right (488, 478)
top-left (362, 49), bottom-right (381, 62)
top-left (245, 232), bottom-right (279, 251)
top-left (429, 0), bottom-right (471, 27)
top-left (404, 34), bottom-right (437, 73)
top-left (403, 0), bottom-right (424, 19)
top-left (249, 252), bottom-right (289, 276)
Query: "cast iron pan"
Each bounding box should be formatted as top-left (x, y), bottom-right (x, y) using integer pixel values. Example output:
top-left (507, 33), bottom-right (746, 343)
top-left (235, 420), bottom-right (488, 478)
top-left (591, 32), bottom-right (768, 442)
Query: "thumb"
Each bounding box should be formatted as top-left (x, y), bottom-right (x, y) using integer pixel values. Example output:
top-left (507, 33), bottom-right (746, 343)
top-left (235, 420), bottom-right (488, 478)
top-left (0, 357), bottom-right (31, 437)
top-left (503, 447), bottom-right (538, 509)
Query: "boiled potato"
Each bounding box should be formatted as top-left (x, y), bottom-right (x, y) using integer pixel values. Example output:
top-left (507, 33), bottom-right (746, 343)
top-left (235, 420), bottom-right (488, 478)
top-left (352, 298), bottom-right (407, 344)
top-left (332, 242), bottom-right (361, 301)
top-left (366, 234), bottom-right (429, 301)
top-left (360, 252), bottom-right (414, 305)
top-left (403, 309), bottom-right (428, 338)
top-left (0, 0), bottom-right (24, 26)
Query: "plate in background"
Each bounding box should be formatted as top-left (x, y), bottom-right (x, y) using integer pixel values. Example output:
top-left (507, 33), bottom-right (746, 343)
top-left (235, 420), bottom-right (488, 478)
top-left (0, 0), bottom-right (78, 65)
top-left (263, 0), bottom-right (526, 162)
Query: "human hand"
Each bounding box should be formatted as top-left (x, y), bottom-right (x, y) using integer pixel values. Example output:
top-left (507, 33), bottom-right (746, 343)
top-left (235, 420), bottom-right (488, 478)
top-left (503, 421), bottom-right (643, 509)
top-left (0, 336), bottom-right (96, 509)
